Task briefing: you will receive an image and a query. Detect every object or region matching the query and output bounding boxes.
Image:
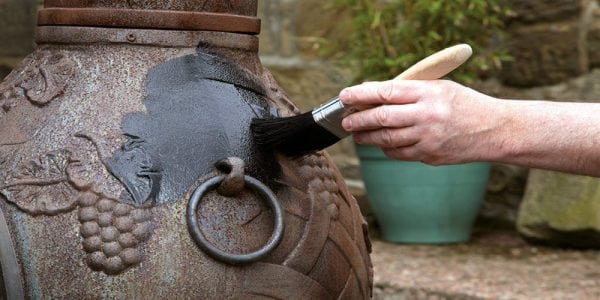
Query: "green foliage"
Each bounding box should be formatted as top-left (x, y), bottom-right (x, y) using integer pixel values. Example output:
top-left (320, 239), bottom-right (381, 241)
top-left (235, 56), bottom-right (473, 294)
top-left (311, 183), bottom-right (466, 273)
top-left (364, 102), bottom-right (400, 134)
top-left (326, 0), bottom-right (514, 83)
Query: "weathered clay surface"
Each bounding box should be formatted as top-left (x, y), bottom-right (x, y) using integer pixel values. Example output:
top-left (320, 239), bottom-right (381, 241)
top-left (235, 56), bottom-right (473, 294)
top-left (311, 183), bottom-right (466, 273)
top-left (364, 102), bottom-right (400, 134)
top-left (0, 26), bottom-right (372, 300)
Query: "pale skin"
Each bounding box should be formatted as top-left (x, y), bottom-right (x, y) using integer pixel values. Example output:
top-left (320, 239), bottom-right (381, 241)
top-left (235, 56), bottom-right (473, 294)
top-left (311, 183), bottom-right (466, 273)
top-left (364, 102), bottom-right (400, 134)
top-left (339, 80), bottom-right (600, 177)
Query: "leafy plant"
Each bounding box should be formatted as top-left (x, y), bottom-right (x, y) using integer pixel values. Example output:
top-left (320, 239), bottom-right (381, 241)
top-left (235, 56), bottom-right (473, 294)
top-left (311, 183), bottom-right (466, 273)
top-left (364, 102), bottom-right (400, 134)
top-left (326, 0), bottom-right (514, 83)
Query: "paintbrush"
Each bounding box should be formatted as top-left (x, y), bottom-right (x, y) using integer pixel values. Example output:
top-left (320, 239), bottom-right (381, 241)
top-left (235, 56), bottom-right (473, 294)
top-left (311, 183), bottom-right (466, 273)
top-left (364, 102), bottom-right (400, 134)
top-left (251, 44), bottom-right (473, 156)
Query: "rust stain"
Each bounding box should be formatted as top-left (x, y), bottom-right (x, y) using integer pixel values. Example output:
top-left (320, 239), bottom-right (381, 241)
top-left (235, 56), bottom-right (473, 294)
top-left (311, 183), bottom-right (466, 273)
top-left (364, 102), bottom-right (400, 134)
top-left (38, 8), bottom-right (261, 34)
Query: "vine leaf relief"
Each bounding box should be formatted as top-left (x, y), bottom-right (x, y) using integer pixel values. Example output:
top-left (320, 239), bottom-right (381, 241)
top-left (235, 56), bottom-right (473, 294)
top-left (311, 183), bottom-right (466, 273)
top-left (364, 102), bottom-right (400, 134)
top-left (17, 52), bottom-right (75, 106)
top-left (0, 150), bottom-right (78, 216)
top-left (68, 133), bottom-right (161, 206)
top-left (0, 52), bottom-right (76, 146)
top-left (0, 52), bottom-right (75, 119)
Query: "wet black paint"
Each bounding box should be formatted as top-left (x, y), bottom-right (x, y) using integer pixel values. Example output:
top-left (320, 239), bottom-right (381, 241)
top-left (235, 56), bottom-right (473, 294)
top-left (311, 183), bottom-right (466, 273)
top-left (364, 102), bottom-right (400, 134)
top-left (106, 136), bottom-right (161, 205)
top-left (109, 49), bottom-right (278, 205)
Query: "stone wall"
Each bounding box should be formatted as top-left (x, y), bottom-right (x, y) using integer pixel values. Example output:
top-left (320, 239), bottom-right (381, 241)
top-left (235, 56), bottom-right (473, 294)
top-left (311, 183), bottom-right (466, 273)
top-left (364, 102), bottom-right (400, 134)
top-left (0, 0), bottom-right (38, 79)
top-left (487, 0), bottom-right (600, 238)
top-left (501, 0), bottom-right (599, 86)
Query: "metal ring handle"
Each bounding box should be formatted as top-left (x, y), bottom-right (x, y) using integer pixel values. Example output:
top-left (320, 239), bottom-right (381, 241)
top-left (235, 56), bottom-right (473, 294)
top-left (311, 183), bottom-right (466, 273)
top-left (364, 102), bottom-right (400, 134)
top-left (186, 175), bottom-right (284, 264)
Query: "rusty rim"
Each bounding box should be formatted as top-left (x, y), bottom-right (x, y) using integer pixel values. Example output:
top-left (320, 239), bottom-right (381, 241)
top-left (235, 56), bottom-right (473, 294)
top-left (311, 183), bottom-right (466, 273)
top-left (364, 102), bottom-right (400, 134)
top-left (38, 8), bottom-right (261, 34)
top-left (35, 27), bottom-right (259, 50)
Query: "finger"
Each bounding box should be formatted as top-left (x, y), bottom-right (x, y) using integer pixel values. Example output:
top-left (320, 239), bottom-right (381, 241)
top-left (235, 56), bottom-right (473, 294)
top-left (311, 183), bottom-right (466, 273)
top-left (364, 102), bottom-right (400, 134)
top-left (339, 80), bottom-right (429, 106)
top-left (342, 104), bottom-right (419, 132)
top-left (352, 127), bottom-right (421, 149)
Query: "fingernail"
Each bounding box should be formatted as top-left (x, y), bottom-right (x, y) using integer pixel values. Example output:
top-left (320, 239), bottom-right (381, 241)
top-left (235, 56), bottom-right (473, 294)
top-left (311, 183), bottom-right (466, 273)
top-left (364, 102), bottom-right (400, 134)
top-left (342, 118), bottom-right (352, 131)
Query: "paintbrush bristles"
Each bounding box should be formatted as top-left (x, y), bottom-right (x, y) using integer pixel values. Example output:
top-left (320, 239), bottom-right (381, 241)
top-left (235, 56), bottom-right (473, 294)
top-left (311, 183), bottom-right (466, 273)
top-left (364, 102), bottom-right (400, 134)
top-left (251, 112), bottom-right (341, 156)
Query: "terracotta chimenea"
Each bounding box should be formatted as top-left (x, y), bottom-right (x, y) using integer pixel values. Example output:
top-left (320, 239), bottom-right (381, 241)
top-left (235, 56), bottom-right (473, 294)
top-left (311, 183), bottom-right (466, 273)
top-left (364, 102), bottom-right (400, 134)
top-left (0, 1), bottom-right (372, 299)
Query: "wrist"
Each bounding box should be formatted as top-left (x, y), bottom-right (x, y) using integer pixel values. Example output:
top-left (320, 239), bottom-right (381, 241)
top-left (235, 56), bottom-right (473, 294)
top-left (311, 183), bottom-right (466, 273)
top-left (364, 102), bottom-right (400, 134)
top-left (482, 99), bottom-right (566, 167)
top-left (471, 96), bottom-right (520, 163)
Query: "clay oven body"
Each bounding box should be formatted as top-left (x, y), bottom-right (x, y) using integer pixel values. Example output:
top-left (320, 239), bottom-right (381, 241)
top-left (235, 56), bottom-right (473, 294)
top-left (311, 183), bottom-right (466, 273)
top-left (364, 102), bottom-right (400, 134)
top-left (0, 1), bottom-right (372, 298)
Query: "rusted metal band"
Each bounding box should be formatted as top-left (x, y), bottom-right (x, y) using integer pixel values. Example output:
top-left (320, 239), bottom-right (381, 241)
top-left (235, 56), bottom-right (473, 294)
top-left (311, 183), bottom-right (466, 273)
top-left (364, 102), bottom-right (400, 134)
top-left (38, 8), bottom-right (261, 34)
top-left (36, 26), bottom-right (259, 50)
top-left (0, 205), bottom-right (25, 300)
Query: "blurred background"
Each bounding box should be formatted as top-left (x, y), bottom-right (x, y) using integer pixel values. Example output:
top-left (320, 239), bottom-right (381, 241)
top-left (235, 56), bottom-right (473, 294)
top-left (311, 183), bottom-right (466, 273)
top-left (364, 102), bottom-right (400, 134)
top-left (259, 0), bottom-right (600, 243)
top-left (1, 0), bottom-right (599, 299)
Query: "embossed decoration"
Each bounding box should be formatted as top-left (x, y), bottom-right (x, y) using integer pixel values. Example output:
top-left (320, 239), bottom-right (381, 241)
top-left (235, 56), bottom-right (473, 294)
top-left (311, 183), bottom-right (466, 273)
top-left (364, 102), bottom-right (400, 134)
top-left (66, 133), bottom-right (160, 206)
top-left (0, 84), bottom-right (25, 119)
top-left (66, 133), bottom-right (157, 274)
top-left (19, 53), bottom-right (75, 105)
top-left (105, 136), bottom-right (161, 205)
top-left (66, 133), bottom-right (130, 202)
top-left (0, 133), bottom-right (155, 275)
top-left (78, 192), bottom-right (152, 275)
top-left (0, 52), bottom-right (75, 116)
top-left (0, 140), bottom-right (155, 274)
top-left (0, 56), bottom-right (32, 120)
top-left (301, 154), bottom-right (342, 221)
top-left (0, 150), bottom-right (78, 216)
top-left (284, 152), bottom-right (374, 298)
top-left (0, 52), bottom-right (75, 145)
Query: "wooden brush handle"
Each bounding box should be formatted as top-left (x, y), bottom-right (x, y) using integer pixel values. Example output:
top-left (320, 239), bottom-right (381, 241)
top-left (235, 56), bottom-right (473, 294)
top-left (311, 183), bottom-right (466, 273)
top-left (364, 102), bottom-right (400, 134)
top-left (350, 44), bottom-right (472, 111)
top-left (393, 44), bottom-right (472, 81)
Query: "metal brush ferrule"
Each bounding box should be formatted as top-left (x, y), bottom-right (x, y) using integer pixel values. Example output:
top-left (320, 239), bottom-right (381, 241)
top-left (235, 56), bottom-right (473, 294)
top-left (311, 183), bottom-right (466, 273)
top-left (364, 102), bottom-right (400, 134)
top-left (312, 97), bottom-right (353, 139)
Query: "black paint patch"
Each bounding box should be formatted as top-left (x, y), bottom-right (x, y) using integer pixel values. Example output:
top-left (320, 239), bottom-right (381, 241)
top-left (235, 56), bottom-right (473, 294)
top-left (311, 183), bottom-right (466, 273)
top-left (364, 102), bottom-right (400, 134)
top-left (106, 135), bottom-right (161, 205)
top-left (109, 50), bottom-right (279, 205)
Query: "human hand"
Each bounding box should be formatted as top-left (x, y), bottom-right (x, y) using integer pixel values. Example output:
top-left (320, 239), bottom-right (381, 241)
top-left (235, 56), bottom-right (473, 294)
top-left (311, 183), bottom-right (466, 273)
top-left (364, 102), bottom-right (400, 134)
top-left (340, 80), bottom-right (501, 165)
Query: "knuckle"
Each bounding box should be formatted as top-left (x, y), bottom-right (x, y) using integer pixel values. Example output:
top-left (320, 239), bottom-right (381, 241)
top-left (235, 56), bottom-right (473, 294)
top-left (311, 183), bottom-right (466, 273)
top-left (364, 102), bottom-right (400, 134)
top-left (374, 107), bottom-right (390, 127)
top-left (353, 114), bottom-right (369, 130)
top-left (429, 104), bottom-right (451, 123)
top-left (430, 79), bottom-right (451, 96)
top-left (376, 82), bottom-right (395, 102)
top-left (380, 129), bottom-right (395, 147)
top-left (438, 79), bottom-right (459, 101)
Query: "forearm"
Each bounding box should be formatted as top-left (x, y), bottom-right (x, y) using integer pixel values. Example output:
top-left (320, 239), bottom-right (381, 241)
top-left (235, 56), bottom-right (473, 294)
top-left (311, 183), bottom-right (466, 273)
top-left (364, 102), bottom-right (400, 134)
top-left (483, 99), bottom-right (600, 176)
top-left (341, 80), bottom-right (600, 176)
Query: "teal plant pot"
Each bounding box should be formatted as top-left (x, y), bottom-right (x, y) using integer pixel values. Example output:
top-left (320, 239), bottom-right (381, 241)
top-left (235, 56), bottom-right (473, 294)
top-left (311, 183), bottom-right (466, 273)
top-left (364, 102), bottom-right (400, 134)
top-left (356, 145), bottom-right (491, 244)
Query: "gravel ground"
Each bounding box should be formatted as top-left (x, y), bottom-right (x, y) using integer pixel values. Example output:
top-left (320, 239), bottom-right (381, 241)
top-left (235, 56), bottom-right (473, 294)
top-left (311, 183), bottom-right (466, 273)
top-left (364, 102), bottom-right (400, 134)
top-left (371, 230), bottom-right (600, 300)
